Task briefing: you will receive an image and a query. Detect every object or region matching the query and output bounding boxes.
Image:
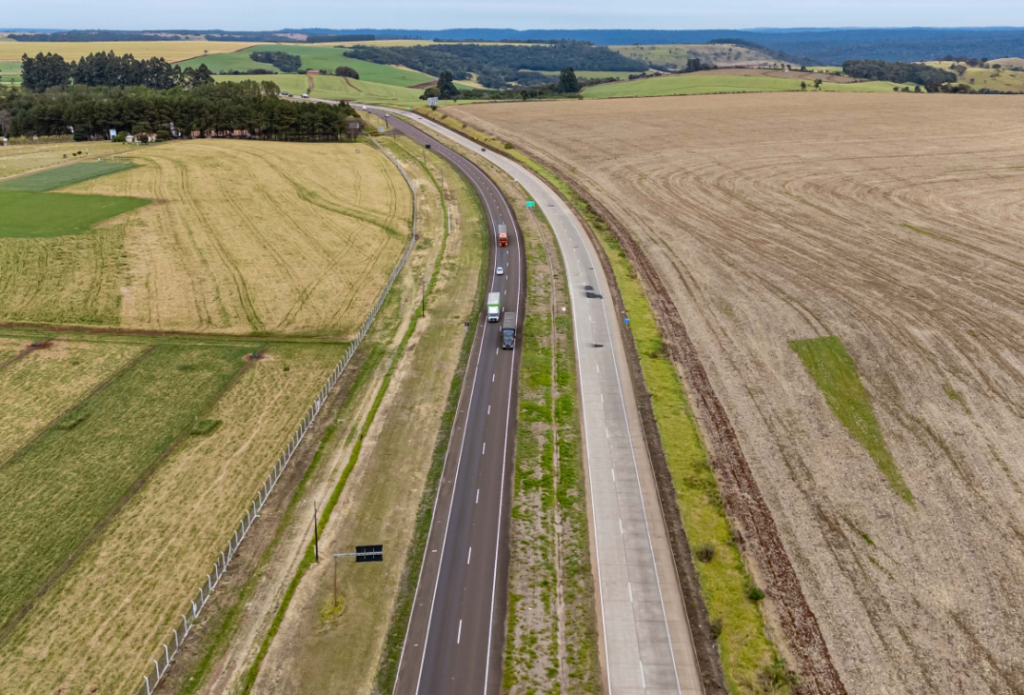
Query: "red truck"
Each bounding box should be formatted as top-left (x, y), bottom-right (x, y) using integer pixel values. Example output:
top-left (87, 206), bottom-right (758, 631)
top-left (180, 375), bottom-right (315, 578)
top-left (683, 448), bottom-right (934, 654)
top-left (498, 222), bottom-right (508, 247)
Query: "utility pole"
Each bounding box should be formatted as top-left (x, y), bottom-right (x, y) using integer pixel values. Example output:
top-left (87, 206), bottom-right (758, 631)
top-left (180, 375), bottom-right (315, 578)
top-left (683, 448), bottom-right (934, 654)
top-left (333, 554), bottom-right (339, 607)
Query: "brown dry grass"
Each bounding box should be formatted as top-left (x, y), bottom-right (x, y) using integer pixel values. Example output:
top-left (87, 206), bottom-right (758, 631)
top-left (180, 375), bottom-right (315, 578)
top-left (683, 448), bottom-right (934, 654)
top-left (0, 342), bottom-right (344, 695)
top-left (0, 339), bottom-right (143, 463)
top-left (449, 93), bottom-right (1024, 695)
top-left (55, 139), bottom-right (411, 336)
top-left (0, 141), bottom-right (131, 178)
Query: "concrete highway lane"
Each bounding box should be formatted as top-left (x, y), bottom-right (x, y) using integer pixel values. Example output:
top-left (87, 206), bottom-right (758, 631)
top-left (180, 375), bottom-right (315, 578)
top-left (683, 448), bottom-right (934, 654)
top-left (365, 108), bottom-right (526, 695)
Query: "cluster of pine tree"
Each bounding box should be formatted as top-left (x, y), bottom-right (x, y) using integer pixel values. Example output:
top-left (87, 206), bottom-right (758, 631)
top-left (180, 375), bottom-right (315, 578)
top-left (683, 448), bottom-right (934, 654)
top-left (0, 80), bottom-right (358, 141)
top-left (21, 52), bottom-right (215, 93)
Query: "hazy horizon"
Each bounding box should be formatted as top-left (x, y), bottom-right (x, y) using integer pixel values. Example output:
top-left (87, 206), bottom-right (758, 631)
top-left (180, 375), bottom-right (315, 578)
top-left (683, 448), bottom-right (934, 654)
top-left (3, 0), bottom-right (1024, 34)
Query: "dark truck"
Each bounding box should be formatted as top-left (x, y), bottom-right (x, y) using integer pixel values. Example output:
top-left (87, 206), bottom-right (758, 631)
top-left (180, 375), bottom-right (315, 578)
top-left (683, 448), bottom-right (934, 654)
top-left (501, 312), bottom-right (517, 350)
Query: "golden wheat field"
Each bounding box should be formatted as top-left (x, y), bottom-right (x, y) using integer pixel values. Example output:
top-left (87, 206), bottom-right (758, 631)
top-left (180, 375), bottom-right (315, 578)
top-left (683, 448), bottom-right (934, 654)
top-left (450, 93), bottom-right (1024, 695)
top-left (0, 139), bottom-right (412, 336)
top-left (0, 41), bottom-right (253, 63)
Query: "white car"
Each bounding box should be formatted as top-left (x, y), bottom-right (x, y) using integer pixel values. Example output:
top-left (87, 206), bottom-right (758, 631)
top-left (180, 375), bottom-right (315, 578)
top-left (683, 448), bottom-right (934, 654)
top-left (301, 93), bottom-right (309, 99)
top-left (496, 266), bottom-right (504, 276)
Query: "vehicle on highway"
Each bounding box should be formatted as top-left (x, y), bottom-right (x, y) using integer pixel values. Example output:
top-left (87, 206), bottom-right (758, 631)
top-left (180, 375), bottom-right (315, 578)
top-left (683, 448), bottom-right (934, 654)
top-left (301, 93), bottom-right (309, 98)
top-left (498, 223), bottom-right (508, 247)
top-left (487, 291), bottom-right (500, 322)
top-left (502, 312), bottom-right (517, 349)
top-left (496, 266), bottom-right (504, 275)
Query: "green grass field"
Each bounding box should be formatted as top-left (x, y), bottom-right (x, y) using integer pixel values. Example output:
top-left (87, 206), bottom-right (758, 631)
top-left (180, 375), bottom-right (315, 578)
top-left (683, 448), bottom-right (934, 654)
top-left (215, 73), bottom-right (424, 106)
top-left (0, 60), bottom-right (20, 85)
top-left (0, 190), bottom-right (149, 238)
top-left (790, 336), bottom-right (912, 503)
top-left (583, 72), bottom-right (907, 99)
top-left (0, 161), bottom-right (135, 192)
top-left (926, 61), bottom-right (1024, 92)
top-left (0, 342), bottom-right (251, 630)
top-left (180, 44), bottom-right (433, 87)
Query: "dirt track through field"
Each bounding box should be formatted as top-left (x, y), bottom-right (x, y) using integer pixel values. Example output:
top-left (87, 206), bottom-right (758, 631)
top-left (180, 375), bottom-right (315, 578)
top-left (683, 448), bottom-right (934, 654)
top-left (450, 93), bottom-right (1024, 695)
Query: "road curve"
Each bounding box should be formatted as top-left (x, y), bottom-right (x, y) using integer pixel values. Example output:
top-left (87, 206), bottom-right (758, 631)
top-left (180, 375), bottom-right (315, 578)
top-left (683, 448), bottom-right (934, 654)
top-left (369, 107), bottom-right (705, 695)
top-left (363, 107), bottom-right (526, 695)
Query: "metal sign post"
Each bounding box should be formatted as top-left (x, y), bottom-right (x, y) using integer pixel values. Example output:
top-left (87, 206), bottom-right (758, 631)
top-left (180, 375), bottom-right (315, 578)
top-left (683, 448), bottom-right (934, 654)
top-left (332, 546), bottom-right (385, 607)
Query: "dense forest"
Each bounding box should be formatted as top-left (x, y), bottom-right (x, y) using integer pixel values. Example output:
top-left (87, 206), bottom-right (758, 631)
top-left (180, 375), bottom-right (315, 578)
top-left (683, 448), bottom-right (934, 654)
top-left (345, 41), bottom-right (645, 88)
top-left (0, 81), bottom-right (358, 140)
top-left (250, 51), bottom-right (303, 72)
top-left (842, 60), bottom-right (957, 86)
top-left (22, 52), bottom-right (215, 92)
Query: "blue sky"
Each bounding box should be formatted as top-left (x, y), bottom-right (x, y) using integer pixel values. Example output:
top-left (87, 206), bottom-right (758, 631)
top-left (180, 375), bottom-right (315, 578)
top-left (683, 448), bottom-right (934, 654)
top-left (4, 0), bottom-right (1023, 31)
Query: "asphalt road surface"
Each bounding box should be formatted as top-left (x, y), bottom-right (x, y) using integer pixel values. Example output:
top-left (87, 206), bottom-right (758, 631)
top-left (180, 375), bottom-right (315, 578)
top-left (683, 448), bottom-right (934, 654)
top-left (364, 107), bottom-right (526, 695)
top-left (369, 107), bottom-right (705, 695)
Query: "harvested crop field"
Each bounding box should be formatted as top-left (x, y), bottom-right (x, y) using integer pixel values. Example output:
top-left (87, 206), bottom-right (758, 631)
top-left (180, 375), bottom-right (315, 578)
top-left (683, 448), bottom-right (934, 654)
top-left (0, 139), bottom-right (412, 335)
top-left (449, 93), bottom-right (1024, 694)
top-left (0, 341), bottom-right (345, 695)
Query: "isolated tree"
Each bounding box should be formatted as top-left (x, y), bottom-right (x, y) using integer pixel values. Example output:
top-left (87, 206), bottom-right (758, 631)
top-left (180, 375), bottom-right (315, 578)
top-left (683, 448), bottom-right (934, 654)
top-left (436, 70), bottom-right (459, 100)
top-left (556, 67), bottom-right (580, 94)
top-left (801, 81), bottom-right (807, 90)
top-left (335, 65), bottom-right (360, 79)
top-left (814, 78), bottom-right (823, 90)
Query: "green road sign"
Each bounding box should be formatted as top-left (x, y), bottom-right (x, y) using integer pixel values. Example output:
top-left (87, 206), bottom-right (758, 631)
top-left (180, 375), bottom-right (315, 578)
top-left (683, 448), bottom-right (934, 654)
top-left (526, 201), bottom-right (536, 208)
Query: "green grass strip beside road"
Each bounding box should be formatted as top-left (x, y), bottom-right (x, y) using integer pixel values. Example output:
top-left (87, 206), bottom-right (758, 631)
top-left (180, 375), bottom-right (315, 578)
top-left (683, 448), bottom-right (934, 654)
top-left (413, 108), bottom-right (788, 692)
top-left (790, 336), bottom-right (912, 504)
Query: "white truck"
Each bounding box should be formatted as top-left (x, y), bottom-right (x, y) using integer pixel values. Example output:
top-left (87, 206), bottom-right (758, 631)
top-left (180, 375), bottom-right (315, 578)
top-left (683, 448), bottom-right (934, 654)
top-left (487, 292), bottom-right (501, 322)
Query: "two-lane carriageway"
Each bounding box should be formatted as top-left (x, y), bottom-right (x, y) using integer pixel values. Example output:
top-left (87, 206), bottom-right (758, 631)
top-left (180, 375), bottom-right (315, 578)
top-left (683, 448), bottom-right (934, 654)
top-left (366, 107), bottom-right (526, 695)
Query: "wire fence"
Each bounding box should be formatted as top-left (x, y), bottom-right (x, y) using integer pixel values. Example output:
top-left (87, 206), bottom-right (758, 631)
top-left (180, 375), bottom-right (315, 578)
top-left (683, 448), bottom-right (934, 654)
top-left (135, 137), bottom-right (417, 695)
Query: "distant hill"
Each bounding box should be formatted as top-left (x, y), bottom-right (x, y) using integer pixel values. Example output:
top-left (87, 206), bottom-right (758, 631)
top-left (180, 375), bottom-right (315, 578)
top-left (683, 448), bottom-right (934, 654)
top-left (325, 27), bottom-right (1024, 65)
top-left (9, 27), bottom-right (1024, 65)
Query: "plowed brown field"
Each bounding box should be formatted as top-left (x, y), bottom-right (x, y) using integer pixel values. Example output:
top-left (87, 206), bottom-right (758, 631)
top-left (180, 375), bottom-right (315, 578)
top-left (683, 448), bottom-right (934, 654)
top-left (449, 93), bottom-right (1024, 694)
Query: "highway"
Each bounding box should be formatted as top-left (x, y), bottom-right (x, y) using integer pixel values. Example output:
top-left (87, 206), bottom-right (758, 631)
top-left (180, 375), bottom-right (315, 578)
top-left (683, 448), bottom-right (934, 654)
top-left (368, 107), bottom-right (705, 695)
top-left (364, 108), bottom-right (526, 695)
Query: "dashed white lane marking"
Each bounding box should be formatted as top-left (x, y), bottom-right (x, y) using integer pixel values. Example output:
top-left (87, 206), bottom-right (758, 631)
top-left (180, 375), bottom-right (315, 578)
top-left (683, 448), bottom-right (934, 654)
top-left (467, 547), bottom-right (472, 565)
top-left (619, 519), bottom-right (624, 535)
top-left (487, 405), bottom-right (491, 415)
top-left (606, 427), bottom-right (610, 439)
top-left (596, 364), bottom-right (600, 373)
top-left (600, 393), bottom-right (604, 404)
top-left (612, 469), bottom-right (616, 482)
top-left (457, 619), bottom-right (463, 644)
top-left (492, 373), bottom-right (495, 382)
top-left (476, 488), bottom-right (480, 504)
top-left (628, 582), bottom-right (633, 603)
top-left (482, 442), bottom-right (487, 455)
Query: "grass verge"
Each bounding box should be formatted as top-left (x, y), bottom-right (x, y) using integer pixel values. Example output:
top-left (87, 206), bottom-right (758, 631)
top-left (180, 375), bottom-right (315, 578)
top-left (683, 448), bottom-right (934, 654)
top-left (790, 336), bottom-right (912, 504)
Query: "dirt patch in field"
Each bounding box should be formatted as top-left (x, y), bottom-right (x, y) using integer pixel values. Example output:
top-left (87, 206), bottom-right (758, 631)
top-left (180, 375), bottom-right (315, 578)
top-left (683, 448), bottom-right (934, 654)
top-left (449, 93), bottom-right (1024, 695)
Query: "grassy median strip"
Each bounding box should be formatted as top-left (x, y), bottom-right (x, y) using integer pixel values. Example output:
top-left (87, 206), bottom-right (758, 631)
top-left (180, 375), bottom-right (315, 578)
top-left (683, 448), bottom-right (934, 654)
top-left (790, 336), bottom-right (912, 504)
top-left (484, 162), bottom-right (597, 693)
top-left (416, 108), bottom-right (787, 693)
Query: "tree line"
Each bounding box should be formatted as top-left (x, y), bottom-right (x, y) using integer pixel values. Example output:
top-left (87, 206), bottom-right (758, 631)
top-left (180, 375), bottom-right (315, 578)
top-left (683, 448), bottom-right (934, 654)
top-left (842, 60), bottom-right (957, 86)
top-left (21, 52), bottom-right (215, 92)
top-left (251, 51), bottom-right (303, 72)
top-left (346, 41), bottom-right (644, 88)
top-left (0, 81), bottom-right (359, 141)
